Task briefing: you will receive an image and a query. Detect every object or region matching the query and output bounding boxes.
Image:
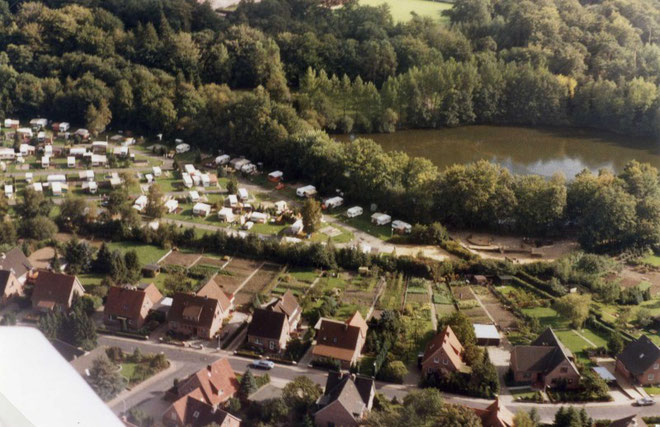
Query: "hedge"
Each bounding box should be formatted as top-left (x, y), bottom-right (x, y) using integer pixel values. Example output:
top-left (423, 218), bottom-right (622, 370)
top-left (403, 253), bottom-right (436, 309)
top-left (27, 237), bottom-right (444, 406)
top-left (97, 328), bottom-right (148, 340)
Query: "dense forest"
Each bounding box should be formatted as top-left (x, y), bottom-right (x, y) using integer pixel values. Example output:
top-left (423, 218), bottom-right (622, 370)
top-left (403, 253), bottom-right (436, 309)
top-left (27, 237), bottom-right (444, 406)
top-left (0, 0), bottom-right (659, 253)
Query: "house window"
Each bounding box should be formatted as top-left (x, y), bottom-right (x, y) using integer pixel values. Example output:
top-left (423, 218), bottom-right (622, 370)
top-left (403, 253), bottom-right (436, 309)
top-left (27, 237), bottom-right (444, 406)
top-left (649, 374), bottom-right (655, 381)
top-left (193, 411), bottom-right (199, 419)
top-left (255, 338), bottom-right (261, 345)
top-left (655, 364), bottom-right (659, 370)
top-left (433, 357), bottom-right (439, 364)
top-left (269, 341), bottom-right (275, 350)
top-left (443, 359), bottom-right (448, 365)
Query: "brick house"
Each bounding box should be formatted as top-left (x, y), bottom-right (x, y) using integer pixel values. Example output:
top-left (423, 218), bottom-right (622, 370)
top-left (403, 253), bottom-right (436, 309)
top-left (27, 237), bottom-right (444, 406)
top-left (247, 308), bottom-right (290, 353)
top-left (616, 335), bottom-right (660, 386)
top-left (31, 270), bottom-right (84, 312)
top-left (103, 283), bottom-right (163, 331)
top-left (0, 247), bottom-right (33, 306)
top-left (312, 311), bottom-right (368, 369)
top-left (314, 372), bottom-right (375, 427)
top-left (167, 293), bottom-right (227, 339)
top-left (510, 328), bottom-right (581, 389)
top-left (247, 291), bottom-right (301, 353)
top-left (420, 326), bottom-right (466, 377)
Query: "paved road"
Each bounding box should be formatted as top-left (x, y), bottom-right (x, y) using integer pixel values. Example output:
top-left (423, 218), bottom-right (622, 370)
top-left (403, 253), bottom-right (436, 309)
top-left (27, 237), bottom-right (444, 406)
top-left (98, 335), bottom-right (660, 423)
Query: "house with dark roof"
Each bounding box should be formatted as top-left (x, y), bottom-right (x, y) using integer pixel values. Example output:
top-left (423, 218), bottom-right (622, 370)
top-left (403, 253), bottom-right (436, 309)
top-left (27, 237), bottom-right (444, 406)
top-left (421, 325), bottom-right (466, 377)
top-left (609, 414), bottom-right (647, 427)
top-left (0, 247), bottom-right (33, 305)
top-left (247, 308), bottom-right (290, 353)
top-left (247, 291), bottom-right (301, 353)
top-left (616, 335), bottom-right (660, 386)
top-left (314, 372), bottom-right (375, 427)
top-left (166, 278), bottom-right (233, 339)
top-left (172, 358), bottom-right (239, 408)
top-left (104, 283), bottom-right (163, 331)
top-left (509, 328), bottom-right (580, 389)
top-left (312, 311), bottom-right (368, 369)
top-left (162, 395), bottom-right (240, 427)
top-left (267, 290), bottom-right (301, 331)
top-left (473, 397), bottom-right (514, 427)
top-left (31, 270), bottom-right (84, 312)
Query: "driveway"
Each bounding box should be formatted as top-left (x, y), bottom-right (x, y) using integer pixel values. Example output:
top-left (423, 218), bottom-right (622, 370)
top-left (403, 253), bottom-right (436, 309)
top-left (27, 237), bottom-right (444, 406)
top-left (598, 358), bottom-right (648, 399)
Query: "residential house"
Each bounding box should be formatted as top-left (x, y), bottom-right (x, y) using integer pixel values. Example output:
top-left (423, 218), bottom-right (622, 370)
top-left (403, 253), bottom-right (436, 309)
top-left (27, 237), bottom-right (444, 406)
top-left (420, 326), bottom-right (466, 377)
top-left (312, 311), bottom-right (368, 369)
top-left (168, 280), bottom-right (232, 340)
top-left (103, 283), bottom-right (163, 331)
top-left (509, 328), bottom-right (581, 389)
top-left (171, 358), bottom-right (238, 407)
top-left (247, 290), bottom-right (301, 353)
top-left (162, 395), bottom-right (240, 427)
top-left (473, 397), bottom-right (514, 427)
top-left (616, 335), bottom-right (660, 386)
top-left (314, 372), bottom-right (375, 427)
top-left (0, 247), bottom-right (33, 285)
top-left (31, 270), bottom-right (85, 312)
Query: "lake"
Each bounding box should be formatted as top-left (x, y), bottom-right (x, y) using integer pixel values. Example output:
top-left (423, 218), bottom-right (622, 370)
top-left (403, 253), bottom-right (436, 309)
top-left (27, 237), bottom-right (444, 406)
top-left (339, 126), bottom-right (660, 177)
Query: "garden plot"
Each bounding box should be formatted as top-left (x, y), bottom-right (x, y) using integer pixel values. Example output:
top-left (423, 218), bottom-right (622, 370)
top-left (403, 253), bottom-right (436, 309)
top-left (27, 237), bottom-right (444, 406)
top-left (160, 250), bottom-right (201, 268)
top-left (405, 278), bottom-right (430, 304)
top-left (233, 263), bottom-right (281, 307)
top-left (475, 287), bottom-right (518, 329)
top-left (271, 267), bottom-right (319, 297)
top-left (451, 285), bottom-right (490, 322)
top-left (377, 273), bottom-right (406, 310)
top-left (432, 282), bottom-right (455, 318)
top-left (311, 272), bottom-right (379, 320)
top-left (197, 256), bottom-right (229, 268)
top-left (217, 258), bottom-right (264, 294)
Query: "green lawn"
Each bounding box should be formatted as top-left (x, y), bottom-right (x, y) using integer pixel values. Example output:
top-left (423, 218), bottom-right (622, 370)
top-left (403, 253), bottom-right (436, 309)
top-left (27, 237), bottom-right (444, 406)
top-left (289, 267), bottom-right (319, 284)
top-left (359, 0), bottom-right (452, 22)
top-left (521, 306), bottom-right (568, 329)
top-left (643, 253), bottom-right (660, 266)
top-left (330, 213), bottom-right (392, 241)
top-left (579, 328), bottom-right (608, 347)
top-left (79, 273), bottom-right (105, 288)
top-left (107, 242), bottom-right (169, 265)
top-left (644, 386), bottom-right (660, 396)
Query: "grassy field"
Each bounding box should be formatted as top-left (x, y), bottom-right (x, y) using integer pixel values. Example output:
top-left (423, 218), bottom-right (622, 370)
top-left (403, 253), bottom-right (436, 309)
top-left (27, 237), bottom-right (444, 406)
top-left (521, 306), bottom-right (569, 329)
top-left (107, 241), bottom-right (169, 265)
top-left (359, 0), bottom-right (452, 22)
top-left (643, 253), bottom-right (660, 266)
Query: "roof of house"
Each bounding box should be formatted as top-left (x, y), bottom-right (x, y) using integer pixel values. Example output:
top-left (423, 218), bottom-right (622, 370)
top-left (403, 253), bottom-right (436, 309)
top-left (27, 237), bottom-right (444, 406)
top-left (422, 325), bottom-right (464, 368)
top-left (0, 270), bottom-right (16, 297)
top-left (31, 270), bottom-right (81, 308)
top-left (313, 314), bottom-right (367, 362)
top-left (474, 397), bottom-right (515, 427)
top-left (609, 414), bottom-right (648, 427)
top-left (247, 308), bottom-right (287, 340)
top-left (0, 247), bottom-right (32, 278)
top-left (104, 284), bottom-right (163, 320)
top-left (316, 372), bottom-right (374, 419)
top-left (511, 328), bottom-right (579, 375)
top-left (196, 278), bottom-right (232, 313)
top-left (617, 335), bottom-right (660, 376)
top-left (268, 290), bottom-right (300, 319)
top-left (166, 395), bottom-right (240, 427)
top-left (168, 292), bottom-right (221, 328)
top-left (176, 358), bottom-right (238, 406)
top-left (346, 311), bottom-right (368, 337)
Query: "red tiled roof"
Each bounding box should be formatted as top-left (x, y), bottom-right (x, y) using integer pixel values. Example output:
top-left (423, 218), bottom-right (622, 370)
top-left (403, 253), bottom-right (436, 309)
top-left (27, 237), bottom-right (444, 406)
top-left (31, 270), bottom-right (82, 309)
top-left (196, 278), bottom-right (232, 313)
top-left (422, 325), bottom-right (465, 369)
top-left (176, 358), bottom-right (239, 406)
top-left (166, 395), bottom-right (240, 426)
top-left (104, 285), bottom-right (162, 320)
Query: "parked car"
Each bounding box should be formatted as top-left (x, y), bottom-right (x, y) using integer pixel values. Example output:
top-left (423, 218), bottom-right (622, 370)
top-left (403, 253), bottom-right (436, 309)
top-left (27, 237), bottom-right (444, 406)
top-left (635, 397), bottom-right (655, 406)
top-left (251, 360), bottom-right (275, 370)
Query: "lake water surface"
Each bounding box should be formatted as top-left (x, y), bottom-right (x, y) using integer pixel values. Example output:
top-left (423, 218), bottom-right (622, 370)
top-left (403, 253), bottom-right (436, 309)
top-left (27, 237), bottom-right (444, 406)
top-left (339, 126), bottom-right (660, 177)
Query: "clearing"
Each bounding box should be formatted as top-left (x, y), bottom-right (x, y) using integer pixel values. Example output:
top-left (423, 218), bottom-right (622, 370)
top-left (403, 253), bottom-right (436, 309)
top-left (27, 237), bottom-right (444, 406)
top-left (358, 0), bottom-right (452, 22)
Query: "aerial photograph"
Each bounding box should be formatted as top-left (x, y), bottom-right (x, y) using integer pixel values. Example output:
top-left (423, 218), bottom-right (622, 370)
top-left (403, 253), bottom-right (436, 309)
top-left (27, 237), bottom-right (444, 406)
top-left (0, 0), bottom-right (660, 426)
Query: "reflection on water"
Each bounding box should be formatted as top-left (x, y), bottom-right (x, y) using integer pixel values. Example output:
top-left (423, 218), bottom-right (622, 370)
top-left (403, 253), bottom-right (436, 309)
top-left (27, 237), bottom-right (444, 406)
top-left (337, 126), bottom-right (660, 177)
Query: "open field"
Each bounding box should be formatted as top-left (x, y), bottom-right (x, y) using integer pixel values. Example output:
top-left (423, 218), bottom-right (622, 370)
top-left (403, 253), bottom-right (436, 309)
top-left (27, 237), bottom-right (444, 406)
top-left (358, 0), bottom-right (451, 22)
top-left (643, 253), bottom-right (660, 266)
top-left (216, 258), bottom-right (263, 293)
